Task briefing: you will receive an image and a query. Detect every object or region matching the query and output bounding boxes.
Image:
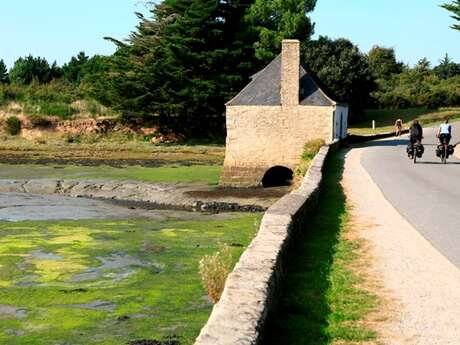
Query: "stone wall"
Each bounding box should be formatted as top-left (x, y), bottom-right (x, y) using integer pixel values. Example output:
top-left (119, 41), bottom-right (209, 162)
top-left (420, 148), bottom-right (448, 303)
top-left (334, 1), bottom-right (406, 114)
top-left (281, 40), bottom-right (300, 106)
top-left (195, 143), bottom-right (336, 345)
top-left (220, 105), bottom-right (333, 187)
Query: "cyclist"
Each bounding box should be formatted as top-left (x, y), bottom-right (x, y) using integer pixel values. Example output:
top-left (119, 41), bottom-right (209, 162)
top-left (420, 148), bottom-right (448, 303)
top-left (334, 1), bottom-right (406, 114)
top-left (408, 119), bottom-right (423, 159)
top-left (395, 118), bottom-right (403, 137)
top-left (436, 118), bottom-right (452, 145)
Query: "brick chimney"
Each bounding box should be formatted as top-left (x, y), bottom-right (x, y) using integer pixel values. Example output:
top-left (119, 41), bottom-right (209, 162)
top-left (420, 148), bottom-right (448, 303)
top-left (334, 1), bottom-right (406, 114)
top-left (281, 39), bottom-right (300, 106)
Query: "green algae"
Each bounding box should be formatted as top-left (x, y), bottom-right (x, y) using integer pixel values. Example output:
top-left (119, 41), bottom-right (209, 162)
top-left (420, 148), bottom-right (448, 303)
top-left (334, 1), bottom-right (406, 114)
top-left (0, 214), bottom-right (260, 344)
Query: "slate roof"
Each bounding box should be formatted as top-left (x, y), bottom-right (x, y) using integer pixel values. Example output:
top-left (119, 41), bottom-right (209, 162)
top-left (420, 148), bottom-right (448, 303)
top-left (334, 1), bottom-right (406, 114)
top-left (226, 54), bottom-right (337, 107)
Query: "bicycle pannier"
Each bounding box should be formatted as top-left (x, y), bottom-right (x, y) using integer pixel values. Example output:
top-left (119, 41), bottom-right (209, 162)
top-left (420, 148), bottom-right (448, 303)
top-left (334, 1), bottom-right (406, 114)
top-left (416, 144), bottom-right (424, 158)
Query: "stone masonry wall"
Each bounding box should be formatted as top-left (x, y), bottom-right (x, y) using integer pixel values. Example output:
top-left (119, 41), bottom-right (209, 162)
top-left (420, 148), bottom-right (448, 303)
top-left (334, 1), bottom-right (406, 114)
top-left (220, 105), bottom-right (333, 187)
top-left (195, 143), bottom-right (336, 345)
top-left (281, 40), bottom-right (300, 106)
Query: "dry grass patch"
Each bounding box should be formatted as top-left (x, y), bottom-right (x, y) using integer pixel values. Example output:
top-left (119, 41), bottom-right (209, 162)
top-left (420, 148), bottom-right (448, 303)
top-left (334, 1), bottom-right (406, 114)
top-left (199, 244), bottom-right (234, 303)
top-left (293, 138), bottom-right (325, 187)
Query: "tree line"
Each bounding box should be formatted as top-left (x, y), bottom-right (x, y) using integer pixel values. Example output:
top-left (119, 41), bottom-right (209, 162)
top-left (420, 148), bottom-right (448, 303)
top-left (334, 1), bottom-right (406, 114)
top-left (0, 53), bottom-right (109, 119)
top-left (1, 0), bottom-right (460, 136)
top-left (0, 52), bottom-right (107, 86)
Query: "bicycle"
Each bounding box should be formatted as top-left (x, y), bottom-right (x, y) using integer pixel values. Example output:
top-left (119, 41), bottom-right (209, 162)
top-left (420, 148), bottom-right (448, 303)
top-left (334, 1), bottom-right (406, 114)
top-left (441, 141), bottom-right (448, 164)
top-left (413, 140), bottom-right (422, 164)
top-left (437, 135), bottom-right (452, 164)
top-left (407, 139), bottom-right (423, 164)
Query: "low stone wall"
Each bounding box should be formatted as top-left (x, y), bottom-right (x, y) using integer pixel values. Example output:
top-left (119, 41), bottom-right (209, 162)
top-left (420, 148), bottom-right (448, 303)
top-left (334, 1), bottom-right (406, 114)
top-left (347, 129), bottom-right (409, 144)
top-left (194, 144), bottom-right (334, 345)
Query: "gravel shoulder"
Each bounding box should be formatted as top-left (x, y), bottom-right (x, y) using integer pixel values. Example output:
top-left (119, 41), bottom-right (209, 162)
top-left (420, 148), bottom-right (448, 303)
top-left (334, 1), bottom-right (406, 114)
top-left (343, 147), bottom-right (460, 345)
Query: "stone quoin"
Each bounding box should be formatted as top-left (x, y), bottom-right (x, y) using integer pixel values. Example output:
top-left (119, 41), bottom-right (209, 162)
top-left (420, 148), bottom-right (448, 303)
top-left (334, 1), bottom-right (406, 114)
top-left (220, 39), bottom-right (348, 187)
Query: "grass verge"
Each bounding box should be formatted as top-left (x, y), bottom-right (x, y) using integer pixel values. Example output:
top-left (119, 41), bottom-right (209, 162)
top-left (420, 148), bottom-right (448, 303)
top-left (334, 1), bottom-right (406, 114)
top-left (267, 153), bottom-right (379, 345)
top-left (349, 107), bottom-right (460, 135)
top-left (0, 214), bottom-right (261, 345)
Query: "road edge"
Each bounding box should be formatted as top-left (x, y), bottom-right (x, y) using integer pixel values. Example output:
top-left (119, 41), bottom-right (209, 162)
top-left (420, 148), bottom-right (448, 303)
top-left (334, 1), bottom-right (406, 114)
top-left (343, 147), bottom-right (460, 345)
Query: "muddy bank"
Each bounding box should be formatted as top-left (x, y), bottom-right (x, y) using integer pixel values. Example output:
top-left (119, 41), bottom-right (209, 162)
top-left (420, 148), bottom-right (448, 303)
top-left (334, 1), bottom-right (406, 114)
top-left (0, 179), bottom-right (285, 212)
top-left (0, 193), bottom-right (248, 222)
top-left (0, 193), bottom-right (247, 222)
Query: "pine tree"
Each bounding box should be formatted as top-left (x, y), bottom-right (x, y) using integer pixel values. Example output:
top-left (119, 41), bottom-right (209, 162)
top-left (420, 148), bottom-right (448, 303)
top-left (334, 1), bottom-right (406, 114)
top-left (62, 52), bottom-right (89, 83)
top-left (0, 59), bottom-right (8, 84)
top-left (246, 0), bottom-right (317, 62)
top-left (433, 53), bottom-right (460, 79)
top-left (9, 55), bottom-right (56, 84)
top-left (415, 58), bottom-right (431, 73)
top-left (442, 0), bottom-right (460, 31)
top-left (94, 0), bottom-right (320, 136)
top-left (106, 0), bottom-right (256, 137)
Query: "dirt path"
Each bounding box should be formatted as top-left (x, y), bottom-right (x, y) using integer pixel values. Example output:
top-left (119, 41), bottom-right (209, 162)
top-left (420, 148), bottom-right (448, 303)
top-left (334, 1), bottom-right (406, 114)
top-left (343, 147), bottom-right (460, 345)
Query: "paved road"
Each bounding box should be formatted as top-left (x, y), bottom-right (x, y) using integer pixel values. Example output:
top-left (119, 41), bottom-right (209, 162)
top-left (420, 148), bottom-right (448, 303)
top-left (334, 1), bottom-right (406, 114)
top-left (361, 122), bottom-right (460, 268)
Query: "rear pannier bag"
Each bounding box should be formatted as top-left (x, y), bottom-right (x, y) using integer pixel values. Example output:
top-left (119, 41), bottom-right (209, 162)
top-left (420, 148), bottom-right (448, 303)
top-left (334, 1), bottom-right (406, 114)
top-left (406, 145), bottom-right (414, 156)
top-left (416, 144), bottom-right (424, 158)
top-left (436, 146), bottom-right (442, 157)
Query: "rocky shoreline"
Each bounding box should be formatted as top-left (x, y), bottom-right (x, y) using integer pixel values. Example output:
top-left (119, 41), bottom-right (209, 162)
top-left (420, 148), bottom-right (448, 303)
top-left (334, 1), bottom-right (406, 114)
top-left (0, 179), bottom-right (280, 213)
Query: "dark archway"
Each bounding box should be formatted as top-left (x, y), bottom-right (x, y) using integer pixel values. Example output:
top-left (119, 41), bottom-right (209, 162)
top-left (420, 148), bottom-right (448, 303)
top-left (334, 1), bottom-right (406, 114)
top-left (262, 166), bottom-right (294, 188)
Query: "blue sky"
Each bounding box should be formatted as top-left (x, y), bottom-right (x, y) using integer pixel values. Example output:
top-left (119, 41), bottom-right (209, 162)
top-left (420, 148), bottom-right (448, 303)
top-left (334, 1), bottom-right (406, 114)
top-left (1, 0), bottom-right (459, 69)
top-left (312, 0), bottom-right (460, 66)
top-left (0, 1), bottom-right (145, 68)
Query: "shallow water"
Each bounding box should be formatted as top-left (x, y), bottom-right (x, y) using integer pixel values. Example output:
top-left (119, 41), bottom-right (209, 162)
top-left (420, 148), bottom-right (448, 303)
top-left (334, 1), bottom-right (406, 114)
top-left (0, 193), bottom-right (157, 221)
top-left (0, 191), bottom-right (259, 345)
top-left (0, 192), bottom-right (237, 222)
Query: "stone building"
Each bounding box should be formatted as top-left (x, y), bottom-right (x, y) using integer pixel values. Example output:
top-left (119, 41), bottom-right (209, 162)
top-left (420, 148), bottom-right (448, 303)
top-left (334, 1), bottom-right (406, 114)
top-left (220, 39), bottom-right (348, 187)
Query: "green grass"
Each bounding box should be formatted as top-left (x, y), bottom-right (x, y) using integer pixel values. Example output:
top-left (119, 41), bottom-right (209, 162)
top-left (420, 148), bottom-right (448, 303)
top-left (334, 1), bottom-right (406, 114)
top-left (349, 107), bottom-right (460, 135)
top-left (0, 214), bottom-right (261, 345)
top-left (294, 139), bottom-right (325, 186)
top-left (267, 153), bottom-right (378, 345)
top-left (0, 163), bottom-right (223, 185)
top-left (0, 134), bottom-right (225, 163)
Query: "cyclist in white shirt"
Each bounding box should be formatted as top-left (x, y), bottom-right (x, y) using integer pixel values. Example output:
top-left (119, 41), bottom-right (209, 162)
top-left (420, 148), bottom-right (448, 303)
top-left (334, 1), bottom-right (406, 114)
top-left (436, 118), bottom-right (452, 145)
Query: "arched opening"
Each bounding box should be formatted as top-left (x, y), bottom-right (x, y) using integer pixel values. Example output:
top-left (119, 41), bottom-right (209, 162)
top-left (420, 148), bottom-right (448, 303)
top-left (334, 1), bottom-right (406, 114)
top-left (262, 166), bottom-right (294, 188)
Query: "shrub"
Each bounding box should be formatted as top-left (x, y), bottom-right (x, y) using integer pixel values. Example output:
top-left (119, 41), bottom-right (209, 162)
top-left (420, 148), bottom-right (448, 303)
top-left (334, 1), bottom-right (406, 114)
top-left (199, 244), bottom-right (233, 303)
top-left (80, 134), bottom-right (103, 144)
top-left (301, 139), bottom-right (326, 161)
top-left (5, 116), bottom-right (21, 135)
top-left (372, 69), bottom-right (460, 109)
top-left (38, 102), bottom-right (76, 118)
top-left (294, 139), bottom-right (326, 186)
top-left (84, 99), bottom-right (105, 117)
top-left (63, 133), bottom-right (82, 143)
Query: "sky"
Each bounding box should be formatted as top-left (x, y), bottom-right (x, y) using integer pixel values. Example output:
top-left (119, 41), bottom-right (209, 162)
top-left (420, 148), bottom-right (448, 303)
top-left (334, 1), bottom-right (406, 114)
top-left (312, 0), bottom-right (460, 66)
top-left (1, 0), bottom-right (459, 69)
top-left (0, 1), bottom-right (146, 68)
